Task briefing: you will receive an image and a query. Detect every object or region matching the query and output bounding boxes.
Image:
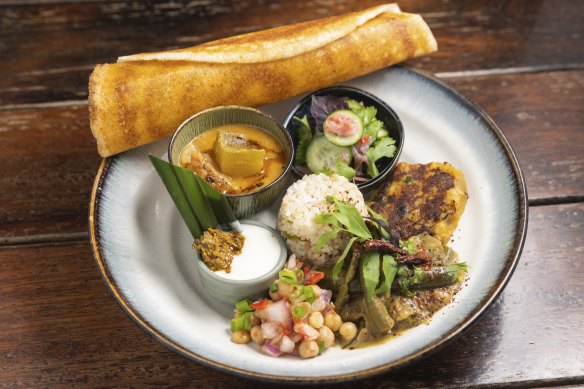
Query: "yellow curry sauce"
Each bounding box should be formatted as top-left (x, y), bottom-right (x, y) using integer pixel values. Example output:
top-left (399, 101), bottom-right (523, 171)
top-left (179, 124), bottom-right (286, 194)
top-left (193, 228), bottom-right (245, 273)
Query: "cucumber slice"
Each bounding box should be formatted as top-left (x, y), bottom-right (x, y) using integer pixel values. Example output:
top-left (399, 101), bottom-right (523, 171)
top-left (306, 135), bottom-right (352, 174)
top-left (323, 110), bottom-right (364, 146)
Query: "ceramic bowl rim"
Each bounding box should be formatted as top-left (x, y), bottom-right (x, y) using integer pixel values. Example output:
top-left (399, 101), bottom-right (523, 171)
top-left (281, 85), bottom-right (404, 191)
top-left (194, 219), bottom-right (287, 286)
top-left (168, 105), bottom-right (295, 199)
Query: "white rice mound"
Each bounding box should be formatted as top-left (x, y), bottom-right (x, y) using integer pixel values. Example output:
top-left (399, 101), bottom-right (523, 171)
top-left (277, 174), bottom-right (367, 268)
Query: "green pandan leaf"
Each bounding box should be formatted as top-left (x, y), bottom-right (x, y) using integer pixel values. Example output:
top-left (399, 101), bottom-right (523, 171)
top-left (149, 155), bottom-right (237, 239)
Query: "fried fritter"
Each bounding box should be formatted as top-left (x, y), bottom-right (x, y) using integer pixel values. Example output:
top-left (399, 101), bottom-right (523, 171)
top-left (372, 162), bottom-right (468, 244)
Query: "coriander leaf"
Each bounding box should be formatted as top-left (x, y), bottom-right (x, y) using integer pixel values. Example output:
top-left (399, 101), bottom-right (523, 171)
top-left (315, 229), bottom-right (339, 251)
top-left (315, 213), bottom-right (339, 227)
top-left (366, 137), bottom-right (397, 177)
top-left (446, 262), bottom-right (468, 282)
top-left (366, 150), bottom-right (380, 178)
top-left (335, 159), bottom-right (356, 180)
top-left (292, 115), bottom-right (313, 164)
top-left (410, 267), bottom-right (426, 287)
top-left (361, 251), bottom-right (380, 301)
top-left (332, 236), bottom-right (358, 283)
top-left (333, 199), bottom-right (372, 240)
top-left (356, 106), bottom-right (377, 127)
top-left (369, 137), bottom-right (397, 161)
top-left (363, 117), bottom-right (384, 139)
top-left (375, 255), bottom-right (398, 295)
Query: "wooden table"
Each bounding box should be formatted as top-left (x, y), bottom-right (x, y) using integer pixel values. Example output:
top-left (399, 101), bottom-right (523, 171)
top-left (1, 1), bottom-right (582, 387)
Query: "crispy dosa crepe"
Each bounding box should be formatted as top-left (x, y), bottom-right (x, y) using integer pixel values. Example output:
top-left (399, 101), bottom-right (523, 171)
top-left (89, 4), bottom-right (437, 157)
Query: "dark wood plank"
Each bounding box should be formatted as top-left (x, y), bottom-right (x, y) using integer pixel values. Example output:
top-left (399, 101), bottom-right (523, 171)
top-left (0, 203), bottom-right (582, 387)
top-left (0, 104), bottom-right (101, 243)
top-left (1, 0), bottom-right (583, 105)
top-left (0, 70), bottom-right (581, 241)
top-left (448, 69), bottom-right (584, 203)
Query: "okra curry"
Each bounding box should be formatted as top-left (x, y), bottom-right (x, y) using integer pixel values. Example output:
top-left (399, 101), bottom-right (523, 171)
top-left (179, 124), bottom-right (287, 194)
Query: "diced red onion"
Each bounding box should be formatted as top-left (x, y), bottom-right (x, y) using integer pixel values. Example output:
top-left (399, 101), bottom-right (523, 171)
top-left (287, 319), bottom-right (294, 334)
top-left (261, 343), bottom-right (282, 357)
top-left (311, 298), bottom-right (326, 312)
top-left (351, 145), bottom-right (369, 173)
top-left (286, 254), bottom-right (297, 269)
top-left (279, 335), bottom-right (295, 354)
top-left (297, 324), bottom-right (319, 340)
top-left (341, 151), bottom-right (350, 163)
top-left (261, 322), bottom-right (281, 340)
top-left (290, 333), bottom-right (302, 343)
top-left (264, 299), bottom-right (290, 323)
top-left (321, 289), bottom-right (333, 304)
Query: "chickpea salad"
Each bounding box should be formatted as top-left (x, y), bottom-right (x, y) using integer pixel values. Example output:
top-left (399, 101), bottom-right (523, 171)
top-left (230, 254), bottom-right (357, 358)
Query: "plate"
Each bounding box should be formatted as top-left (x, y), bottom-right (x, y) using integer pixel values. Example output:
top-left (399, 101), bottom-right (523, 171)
top-left (90, 66), bottom-right (528, 383)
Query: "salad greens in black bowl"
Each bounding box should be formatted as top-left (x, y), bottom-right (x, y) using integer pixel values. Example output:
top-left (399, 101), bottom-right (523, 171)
top-left (283, 86), bottom-right (404, 192)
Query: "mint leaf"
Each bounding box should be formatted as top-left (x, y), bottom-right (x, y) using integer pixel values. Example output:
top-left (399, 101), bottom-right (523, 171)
top-left (375, 255), bottom-right (398, 295)
top-left (367, 205), bottom-right (388, 224)
top-left (315, 213), bottom-right (339, 227)
top-left (293, 115), bottom-right (313, 165)
top-left (333, 199), bottom-right (372, 240)
top-left (361, 251), bottom-right (380, 301)
top-left (315, 229), bottom-right (339, 251)
top-left (332, 236), bottom-right (358, 283)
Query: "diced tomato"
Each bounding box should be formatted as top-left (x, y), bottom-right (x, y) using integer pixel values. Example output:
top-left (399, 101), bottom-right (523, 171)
top-left (359, 134), bottom-right (371, 145)
top-left (250, 298), bottom-right (269, 309)
top-left (303, 267), bottom-right (325, 285)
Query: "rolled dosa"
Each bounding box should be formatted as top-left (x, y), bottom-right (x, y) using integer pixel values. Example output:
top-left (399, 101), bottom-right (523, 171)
top-left (89, 4), bottom-right (437, 157)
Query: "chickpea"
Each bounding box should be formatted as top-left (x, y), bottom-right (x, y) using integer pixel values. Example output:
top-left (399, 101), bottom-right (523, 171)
top-left (275, 280), bottom-right (294, 298)
top-left (250, 314), bottom-right (260, 327)
top-left (289, 290), bottom-right (305, 304)
top-left (339, 322), bottom-right (357, 342)
top-left (309, 284), bottom-right (322, 298)
top-left (324, 312), bottom-right (342, 332)
top-left (308, 311), bottom-right (324, 329)
top-left (298, 340), bottom-right (319, 358)
top-left (233, 311), bottom-right (242, 318)
top-left (318, 326), bottom-right (335, 348)
top-left (231, 330), bottom-right (250, 344)
top-left (299, 302), bottom-right (313, 316)
top-left (250, 325), bottom-right (264, 345)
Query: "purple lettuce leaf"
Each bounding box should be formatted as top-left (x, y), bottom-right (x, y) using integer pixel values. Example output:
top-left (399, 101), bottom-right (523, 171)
top-left (310, 95), bottom-right (348, 132)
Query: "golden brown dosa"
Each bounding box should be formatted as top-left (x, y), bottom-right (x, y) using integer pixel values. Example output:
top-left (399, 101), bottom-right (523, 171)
top-left (89, 4), bottom-right (437, 157)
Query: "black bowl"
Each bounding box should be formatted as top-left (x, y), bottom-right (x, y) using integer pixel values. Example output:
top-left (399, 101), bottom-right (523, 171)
top-left (282, 85), bottom-right (404, 193)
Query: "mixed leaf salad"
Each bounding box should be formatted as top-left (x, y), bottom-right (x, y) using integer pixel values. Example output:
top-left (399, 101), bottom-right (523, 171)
top-left (294, 95), bottom-right (397, 181)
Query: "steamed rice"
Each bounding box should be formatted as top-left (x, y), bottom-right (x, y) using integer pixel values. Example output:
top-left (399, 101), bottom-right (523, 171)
top-left (277, 174), bottom-right (367, 268)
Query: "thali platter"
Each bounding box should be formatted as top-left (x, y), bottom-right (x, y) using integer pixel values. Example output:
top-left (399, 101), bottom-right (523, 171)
top-left (90, 66), bottom-right (527, 383)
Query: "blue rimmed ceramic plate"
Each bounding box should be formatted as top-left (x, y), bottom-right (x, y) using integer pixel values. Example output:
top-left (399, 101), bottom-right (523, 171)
top-left (90, 66), bottom-right (527, 383)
